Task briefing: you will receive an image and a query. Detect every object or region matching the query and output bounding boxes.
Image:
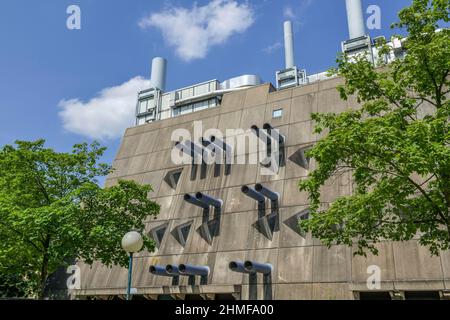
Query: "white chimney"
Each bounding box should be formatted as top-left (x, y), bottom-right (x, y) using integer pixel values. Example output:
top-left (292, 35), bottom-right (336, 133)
top-left (345, 0), bottom-right (366, 39)
top-left (150, 57), bottom-right (167, 91)
top-left (283, 21), bottom-right (295, 69)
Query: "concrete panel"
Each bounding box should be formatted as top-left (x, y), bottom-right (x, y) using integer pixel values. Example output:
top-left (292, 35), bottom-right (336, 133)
top-left (221, 90), bottom-right (247, 113)
top-left (317, 88), bottom-right (348, 114)
top-left (267, 88), bottom-right (292, 103)
top-left (217, 110), bottom-right (243, 133)
top-left (312, 245), bottom-right (352, 283)
top-left (179, 164), bottom-right (207, 195)
top-left (351, 242), bottom-right (396, 282)
top-left (133, 130), bottom-right (159, 155)
top-left (281, 178), bottom-right (310, 207)
top-left (265, 98), bottom-right (292, 127)
top-left (311, 283), bottom-right (353, 300)
top-left (226, 163), bottom-right (258, 188)
top-left (243, 84), bottom-right (270, 108)
top-left (290, 93), bottom-right (318, 123)
top-left (317, 77), bottom-right (345, 91)
top-left (151, 126), bottom-right (182, 153)
top-left (173, 192), bottom-right (205, 219)
top-left (125, 121), bottom-right (162, 137)
top-left (150, 195), bottom-right (180, 221)
top-left (239, 104), bottom-right (267, 131)
top-left (275, 284), bottom-right (312, 300)
top-left (277, 247), bottom-right (313, 283)
top-left (292, 82), bottom-right (319, 97)
top-left (394, 280), bottom-right (445, 291)
top-left (116, 134), bottom-right (141, 159)
top-left (145, 148), bottom-right (175, 172)
top-left (393, 241), bottom-right (443, 280)
top-left (127, 154), bottom-right (151, 175)
top-left (440, 249), bottom-right (450, 280)
top-left (285, 145), bottom-right (312, 180)
top-left (287, 121), bottom-right (318, 147)
top-left (109, 158), bottom-right (131, 179)
top-left (141, 169), bottom-right (165, 197)
top-left (217, 211), bottom-right (252, 251)
top-left (279, 206), bottom-right (314, 248)
top-left (85, 262), bottom-right (110, 289)
top-left (225, 185), bottom-right (258, 213)
top-left (211, 251), bottom-right (246, 285)
top-left (105, 264), bottom-right (128, 289)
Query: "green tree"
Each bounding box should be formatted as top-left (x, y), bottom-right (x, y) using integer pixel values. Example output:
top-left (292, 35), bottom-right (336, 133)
top-left (299, 0), bottom-right (450, 256)
top-left (0, 140), bottom-right (160, 299)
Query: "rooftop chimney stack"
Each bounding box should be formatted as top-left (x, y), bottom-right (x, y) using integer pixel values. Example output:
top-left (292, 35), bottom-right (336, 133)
top-left (283, 21), bottom-right (295, 69)
top-left (150, 57), bottom-right (167, 92)
top-left (345, 0), bottom-right (365, 39)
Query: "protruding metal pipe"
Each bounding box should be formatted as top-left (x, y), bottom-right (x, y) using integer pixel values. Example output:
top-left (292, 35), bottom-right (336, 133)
top-left (178, 264), bottom-right (210, 277)
top-left (150, 57), bottom-right (167, 91)
top-left (229, 261), bottom-right (254, 274)
top-left (166, 264), bottom-right (180, 276)
top-left (345, 0), bottom-right (366, 39)
top-left (284, 21), bottom-right (295, 69)
top-left (244, 261), bottom-right (273, 275)
top-left (184, 194), bottom-right (209, 210)
top-left (241, 185), bottom-right (265, 203)
top-left (195, 192), bottom-right (223, 209)
top-left (255, 184), bottom-right (279, 201)
top-left (150, 265), bottom-right (173, 277)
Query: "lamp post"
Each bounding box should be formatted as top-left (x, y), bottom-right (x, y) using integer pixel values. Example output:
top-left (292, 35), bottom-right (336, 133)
top-left (121, 231), bottom-right (143, 301)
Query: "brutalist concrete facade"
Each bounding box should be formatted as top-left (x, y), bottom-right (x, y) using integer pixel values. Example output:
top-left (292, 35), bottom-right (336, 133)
top-left (75, 78), bottom-right (450, 300)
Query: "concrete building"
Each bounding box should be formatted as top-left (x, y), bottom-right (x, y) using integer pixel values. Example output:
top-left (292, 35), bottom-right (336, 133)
top-left (71, 0), bottom-right (450, 300)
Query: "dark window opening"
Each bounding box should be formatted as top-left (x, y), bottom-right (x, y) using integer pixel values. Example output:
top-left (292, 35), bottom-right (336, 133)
top-left (359, 292), bottom-right (392, 300)
top-left (404, 291), bottom-right (440, 300)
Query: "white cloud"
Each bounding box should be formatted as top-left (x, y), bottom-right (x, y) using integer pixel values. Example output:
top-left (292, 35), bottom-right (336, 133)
top-left (139, 0), bottom-right (254, 62)
top-left (262, 41), bottom-right (282, 54)
top-left (58, 77), bottom-right (150, 140)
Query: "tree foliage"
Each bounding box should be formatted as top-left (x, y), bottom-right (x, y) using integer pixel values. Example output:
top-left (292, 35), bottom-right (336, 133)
top-left (299, 0), bottom-right (450, 256)
top-left (0, 140), bottom-right (160, 298)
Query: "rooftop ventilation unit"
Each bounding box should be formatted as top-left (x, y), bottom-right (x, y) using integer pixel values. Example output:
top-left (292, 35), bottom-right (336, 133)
top-left (342, 0), bottom-right (373, 61)
top-left (136, 56), bottom-right (168, 125)
top-left (276, 21), bottom-right (308, 90)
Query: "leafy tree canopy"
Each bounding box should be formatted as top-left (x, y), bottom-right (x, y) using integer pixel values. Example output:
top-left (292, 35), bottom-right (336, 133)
top-left (300, 0), bottom-right (450, 256)
top-left (0, 140), bottom-right (159, 298)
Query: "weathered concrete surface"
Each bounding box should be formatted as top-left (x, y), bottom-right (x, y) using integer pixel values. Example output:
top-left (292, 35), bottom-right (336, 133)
top-left (75, 78), bottom-right (450, 300)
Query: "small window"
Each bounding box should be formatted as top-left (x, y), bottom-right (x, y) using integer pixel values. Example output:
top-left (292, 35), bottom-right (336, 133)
top-left (272, 109), bottom-right (283, 118)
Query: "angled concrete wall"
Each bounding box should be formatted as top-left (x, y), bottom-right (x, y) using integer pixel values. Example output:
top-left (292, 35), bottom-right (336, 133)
top-left (76, 79), bottom-right (450, 300)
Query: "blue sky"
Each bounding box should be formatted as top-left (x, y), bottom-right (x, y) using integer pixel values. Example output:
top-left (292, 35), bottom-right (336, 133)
top-left (0, 0), bottom-right (413, 168)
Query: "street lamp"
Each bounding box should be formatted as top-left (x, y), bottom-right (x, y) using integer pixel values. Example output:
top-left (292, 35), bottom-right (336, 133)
top-left (121, 231), bottom-right (143, 300)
